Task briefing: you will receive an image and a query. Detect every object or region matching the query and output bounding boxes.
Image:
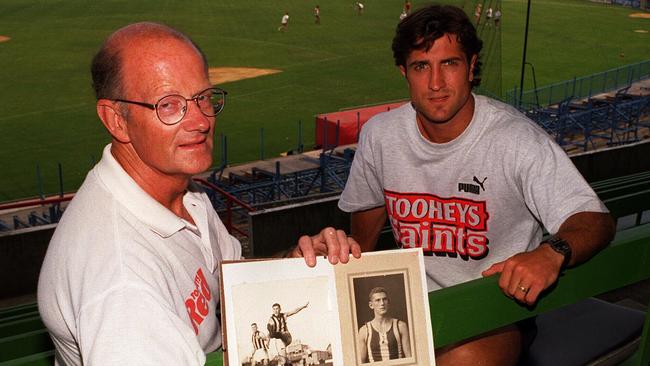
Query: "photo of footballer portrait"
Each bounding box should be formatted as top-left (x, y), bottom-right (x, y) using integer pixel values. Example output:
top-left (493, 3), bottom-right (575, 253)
top-left (353, 273), bottom-right (412, 364)
top-left (333, 249), bottom-right (434, 365)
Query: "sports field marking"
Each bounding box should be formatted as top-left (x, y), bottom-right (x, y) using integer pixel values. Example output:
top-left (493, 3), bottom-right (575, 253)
top-left (634, 29), bottom-right (648, 33)
top-left (0, 36), bottom-right (10, 43)
top-left (209, 67), bottom-right (282, 85)
top-left (629, 13), bottom-right (650, 19)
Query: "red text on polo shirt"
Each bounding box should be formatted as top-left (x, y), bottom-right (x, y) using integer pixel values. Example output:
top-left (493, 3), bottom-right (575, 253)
top-left (185, 268), bottom-right (212, 334)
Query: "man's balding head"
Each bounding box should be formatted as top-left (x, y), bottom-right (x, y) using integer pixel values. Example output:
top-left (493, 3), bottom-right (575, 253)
top-left (90, 22), bottom-right (208, 100)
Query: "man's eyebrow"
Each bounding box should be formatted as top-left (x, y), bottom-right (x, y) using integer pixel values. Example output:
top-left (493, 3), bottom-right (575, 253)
top-left (407, 60), bottom-right (429, 67)
top-left (441, 56), bottom-right (464, 63)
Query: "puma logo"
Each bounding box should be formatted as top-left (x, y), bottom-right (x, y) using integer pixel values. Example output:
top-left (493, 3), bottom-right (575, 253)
top-left (473, 176), bottom-right (487, 191)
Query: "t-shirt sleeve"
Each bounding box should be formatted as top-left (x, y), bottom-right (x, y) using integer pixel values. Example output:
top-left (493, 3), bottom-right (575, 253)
top-left (518, 133), bottom-right (608, 235)
top-left (338, 126), bottom-right (386, 212)
top-left (78, 285), bottom-right (206, 365)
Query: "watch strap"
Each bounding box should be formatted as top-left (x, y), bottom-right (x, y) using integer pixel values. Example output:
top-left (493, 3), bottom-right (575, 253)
top-left (542, 235), bottom-right (572, 269)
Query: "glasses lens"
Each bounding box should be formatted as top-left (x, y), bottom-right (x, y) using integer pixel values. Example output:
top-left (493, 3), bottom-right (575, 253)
top-left (156, 95), bottom-right (186, 125)
top-left (201, 88), bottom-right (225, 116)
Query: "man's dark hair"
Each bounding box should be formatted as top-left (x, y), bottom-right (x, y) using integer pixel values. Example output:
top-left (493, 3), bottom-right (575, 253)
top-left (272, 303), bottom-right (281, 308)
top-left (90, 22), bottom-right (209, 100)
top-left (392, 4), bottom-right (483, 86)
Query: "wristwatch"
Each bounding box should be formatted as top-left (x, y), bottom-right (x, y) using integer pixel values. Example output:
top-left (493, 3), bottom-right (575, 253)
top-left (542, 235), bottom-right (572, 270)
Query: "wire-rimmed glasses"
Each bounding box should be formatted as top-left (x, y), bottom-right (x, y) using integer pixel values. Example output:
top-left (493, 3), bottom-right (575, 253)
top-left (111, 87), bottom-right (227, 125)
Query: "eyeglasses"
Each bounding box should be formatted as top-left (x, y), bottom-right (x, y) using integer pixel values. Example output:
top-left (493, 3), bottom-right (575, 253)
top-left (111, 87), bottom-right (227, 125)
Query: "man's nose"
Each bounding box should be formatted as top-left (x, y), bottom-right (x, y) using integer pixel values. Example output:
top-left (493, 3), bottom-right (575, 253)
top-left (182, 100), bottom-right (211, 131)
top-left (428, 66), bottom-right (445, 91)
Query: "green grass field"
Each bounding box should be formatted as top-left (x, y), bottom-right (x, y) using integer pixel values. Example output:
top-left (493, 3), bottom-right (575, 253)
top-left (0, 0), bottom-right (647, 201)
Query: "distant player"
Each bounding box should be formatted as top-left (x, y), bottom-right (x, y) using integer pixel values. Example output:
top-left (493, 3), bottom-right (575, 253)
top-left (357, 287), bottom-right (411, 363)
top-left (267, 302), bottom-right (309, 363)
top-left (486, 7), bottom-right (493, 26)
top-left (314, 5), bottom-right (321, 24)
top-left (474, 2), bottom-right (482, 24)
top-left (278, 11), bottom-right (289, 32)
top-left (250, 323), bottom-right (270, 366)
top-left (494, 9), bottom-right (502, 27)
top-left (356, 2), bottom-right (364, 15)
top-left (404, 0), bottom-right (412, 15)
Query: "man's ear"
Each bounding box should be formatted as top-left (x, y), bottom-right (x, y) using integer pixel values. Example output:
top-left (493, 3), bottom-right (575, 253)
top-left (96, 100), bottom-right (130, 143)
top-left (468, 54), bottom-right (478, 82)
top-left (399, 65), bottom-right (407, 78)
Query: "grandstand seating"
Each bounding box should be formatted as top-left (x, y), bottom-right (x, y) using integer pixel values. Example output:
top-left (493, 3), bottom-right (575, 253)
top-left (1, 171), bottom-right (649, 365)
top-left (524, 86), bottom-right (649, 152)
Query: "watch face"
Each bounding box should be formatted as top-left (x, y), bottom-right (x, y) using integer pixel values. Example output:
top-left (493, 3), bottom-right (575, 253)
top-left (548, 237), bottom-right (571, 267)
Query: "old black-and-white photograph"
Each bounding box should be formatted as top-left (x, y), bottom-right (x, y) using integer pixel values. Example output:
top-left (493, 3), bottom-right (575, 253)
top-left (222, 259), bottom-right (342, 365)
top-left (334, 248), bottom-right (434, 365)
top-left (352, 274), bottom-right (412, 364)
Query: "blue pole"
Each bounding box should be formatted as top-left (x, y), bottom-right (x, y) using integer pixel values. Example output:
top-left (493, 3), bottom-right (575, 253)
top-left (36, 164), bottom-right (44, 201)
top-left (221, 133), bottom-right (228, 167)
top-left (260, 128), bottom-right (265, 160)
top-left (298, 120), bottom-right (304, 153)
top-left (58, 163), bottom-right (64, 197)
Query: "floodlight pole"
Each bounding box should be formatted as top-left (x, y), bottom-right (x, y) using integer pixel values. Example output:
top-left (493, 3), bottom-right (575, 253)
top-left (518, 0), bottom-right (532, 108)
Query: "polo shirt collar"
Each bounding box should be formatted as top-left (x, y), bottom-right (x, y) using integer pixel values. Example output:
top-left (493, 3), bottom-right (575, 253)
top-left (94, 144), bottom-right (189, 238)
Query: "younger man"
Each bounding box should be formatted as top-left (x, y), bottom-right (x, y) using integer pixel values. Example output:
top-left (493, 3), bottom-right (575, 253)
top-left (339, 5), bottom-right (614, 365)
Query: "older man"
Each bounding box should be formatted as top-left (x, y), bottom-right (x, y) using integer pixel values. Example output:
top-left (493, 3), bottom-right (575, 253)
top-left (37, 22), bottom-right (359, 366)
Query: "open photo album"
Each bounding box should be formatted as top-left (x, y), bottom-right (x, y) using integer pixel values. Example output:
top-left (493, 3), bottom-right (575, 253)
top-left (220, 248), bottom-right (435, 366)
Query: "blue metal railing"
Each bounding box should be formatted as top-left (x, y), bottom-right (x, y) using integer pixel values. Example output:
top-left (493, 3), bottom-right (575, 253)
top-left (505, 60), bottom-right (650, 109)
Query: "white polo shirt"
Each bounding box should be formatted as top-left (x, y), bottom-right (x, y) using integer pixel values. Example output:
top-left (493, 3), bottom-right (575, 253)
top-left (38, 144), bottom-right (241, 365)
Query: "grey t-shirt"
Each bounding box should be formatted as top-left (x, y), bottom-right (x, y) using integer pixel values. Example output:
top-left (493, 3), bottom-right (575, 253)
top-left (339, 95), bottom-right (607, 290)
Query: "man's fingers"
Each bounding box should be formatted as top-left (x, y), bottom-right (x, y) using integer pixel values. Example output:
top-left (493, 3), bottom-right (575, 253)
top-left (524, 285), bottom-right (541, 305)
top-left (322, 227), bottom-right (340, 264)
top-left (349, 236), bottom-right (362, 259)
top-left (512, 281), bottom-right (530, 302)
top-left (297, 235), bottom-right (317, 267)
top-left (481, 262), bottom-right (504, 277)
top-left (335, 229), bottom-right (351, 263)
top-left (294, 227), bottom-right (361, 267)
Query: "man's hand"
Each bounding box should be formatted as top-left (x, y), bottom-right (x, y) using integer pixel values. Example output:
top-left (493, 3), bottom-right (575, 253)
top-left (287, 227), bottom-right (362, 267)
top-left (482, 212), bottom-right (614, 305)
top-left (481, 244), bottom-right (564, 305)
